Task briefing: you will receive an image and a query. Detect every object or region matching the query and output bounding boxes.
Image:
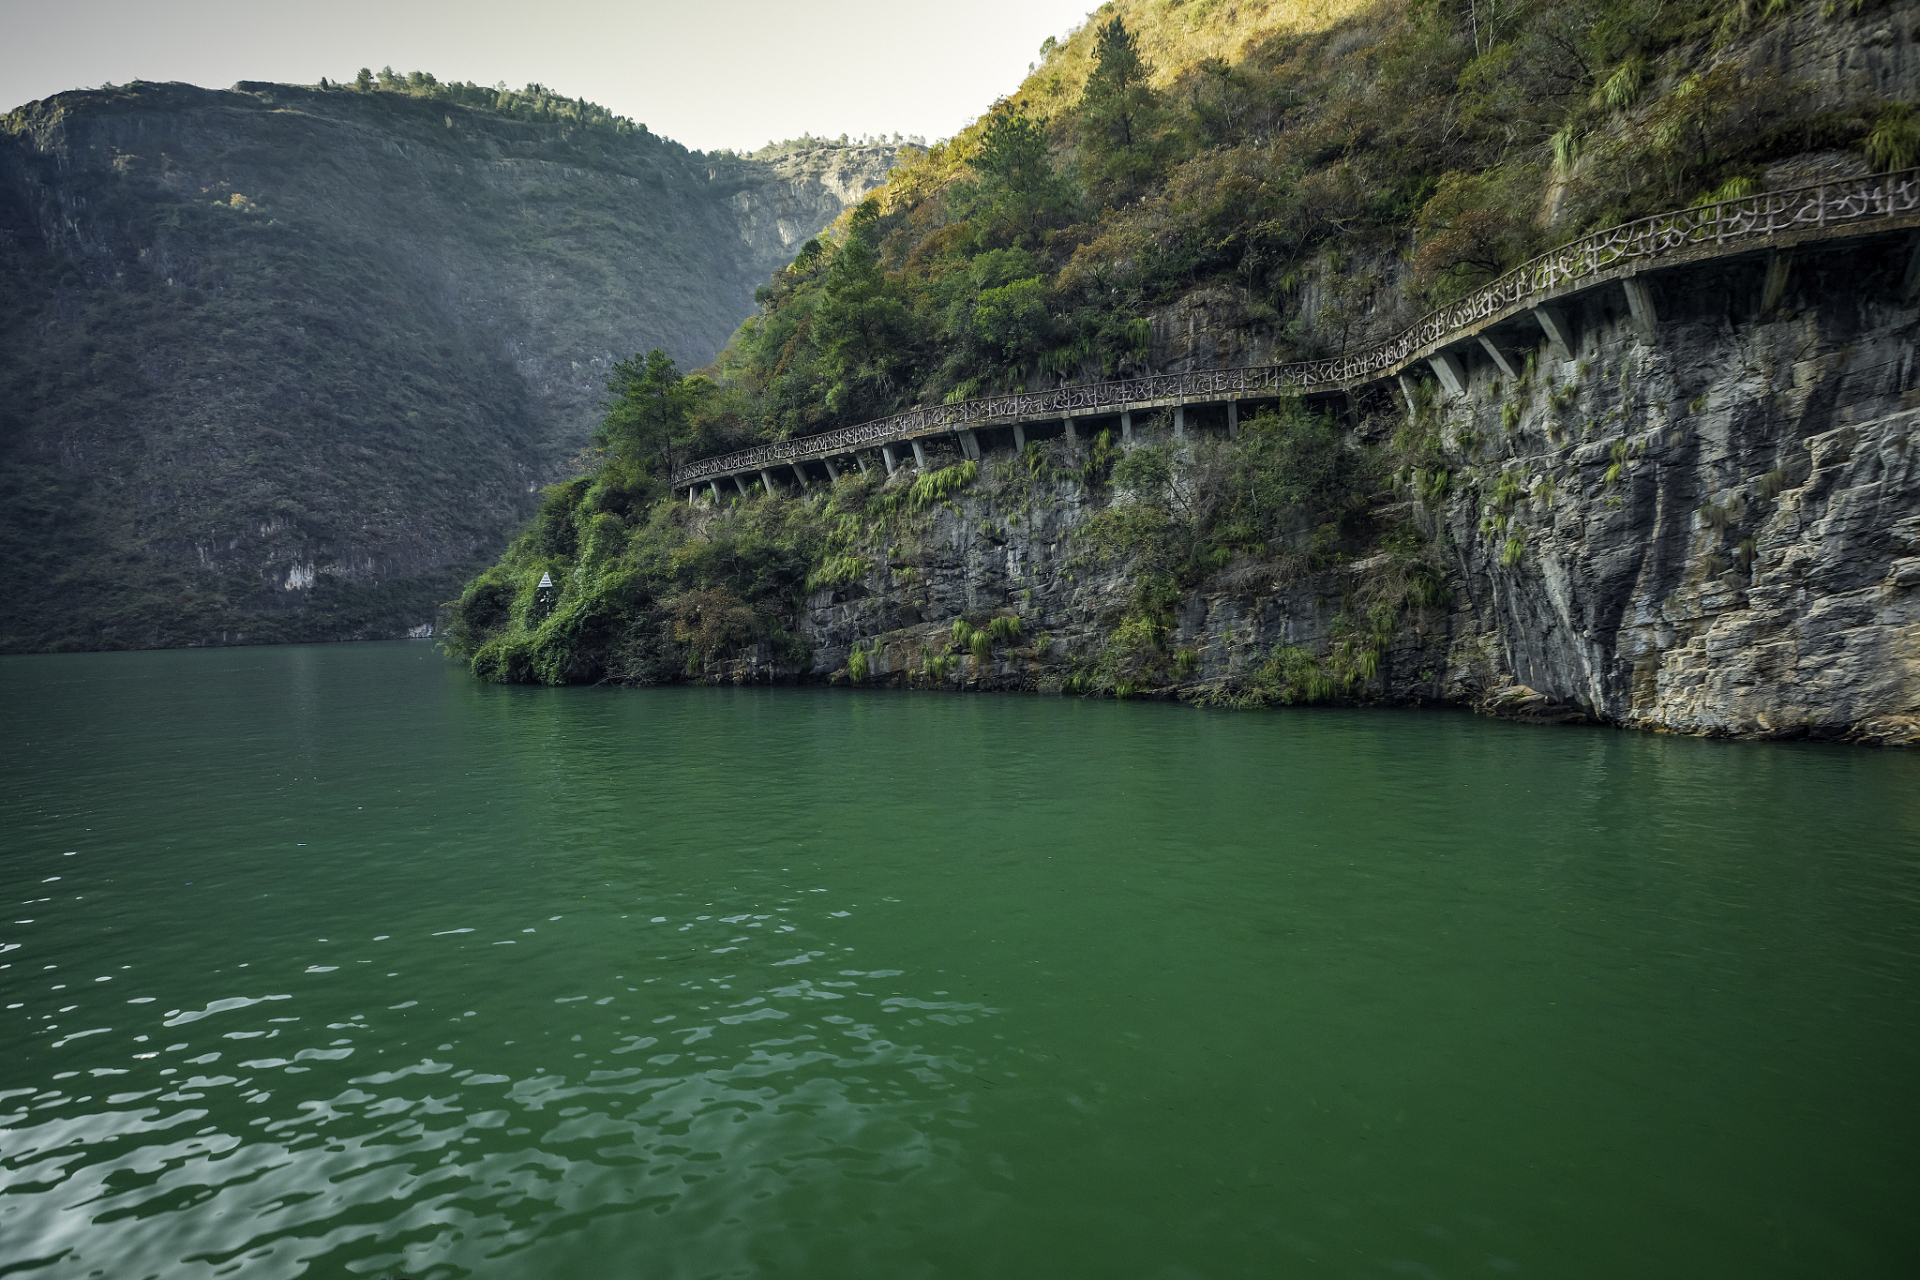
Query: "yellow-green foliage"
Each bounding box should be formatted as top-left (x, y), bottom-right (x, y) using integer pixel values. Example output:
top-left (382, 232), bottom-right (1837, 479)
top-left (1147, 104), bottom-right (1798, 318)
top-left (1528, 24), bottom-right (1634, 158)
top-left (1412, 467), bottom-right (1451, 503)
top-left (807, 554), bottom-right (872, 591)
top-left (352, 66), bottom-right (642, 133)
top-left (909, 461), bottom-right (979, 512)
top-left (1867, 102), bottom-right (1918, 172)
top-left (1604, 437), bottom-right (1636, 487)
top-left (1256, 645), bottom-right (1338, 704)
top-left (693, 0), bottom-right (1869, 456)
top-left (1490, 471), bottom-right (1527, 513)
top-left (447, 458), bottom-right (834, 684)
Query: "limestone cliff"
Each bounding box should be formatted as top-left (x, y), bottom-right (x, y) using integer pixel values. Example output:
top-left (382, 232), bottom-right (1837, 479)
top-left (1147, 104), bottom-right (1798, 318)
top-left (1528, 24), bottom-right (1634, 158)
top-left (776, 230), bottom-right (1919, 745)
top-left (1429, 231), bottom-right (1920, 745)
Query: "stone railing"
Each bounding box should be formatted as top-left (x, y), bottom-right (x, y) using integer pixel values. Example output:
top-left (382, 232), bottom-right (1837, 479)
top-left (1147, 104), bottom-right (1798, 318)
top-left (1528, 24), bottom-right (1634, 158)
top-left (674, 168), bottom-right (1920, 487)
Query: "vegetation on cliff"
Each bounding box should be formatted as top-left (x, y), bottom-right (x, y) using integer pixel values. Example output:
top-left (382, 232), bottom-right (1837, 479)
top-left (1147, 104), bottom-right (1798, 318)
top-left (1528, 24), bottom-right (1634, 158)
top-left (331, 67), bottom-right (648, 136)
top-left (654, 0), bottom-right (1910, 463)
top-left (452, 0), bottom-right (1906, 694)
top-left (447, 342), bottom-right (1445, 704)
top-left (415, 0), bottom-right (1909, 704)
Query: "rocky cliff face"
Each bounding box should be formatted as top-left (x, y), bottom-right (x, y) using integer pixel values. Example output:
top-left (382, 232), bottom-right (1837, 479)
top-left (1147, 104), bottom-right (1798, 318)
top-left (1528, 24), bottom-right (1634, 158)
top-left (1430, 229), bottom-right (1920, 746)
top-left (0, 82), bottom-right (896, 651)
top-left (752, 229), bottom-right (1917, 745)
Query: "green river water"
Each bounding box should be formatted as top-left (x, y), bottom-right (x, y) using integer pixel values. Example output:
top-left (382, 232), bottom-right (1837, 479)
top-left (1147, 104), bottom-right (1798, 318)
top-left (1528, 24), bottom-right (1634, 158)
top-left (2, 641), bottom-right (1916, 1279)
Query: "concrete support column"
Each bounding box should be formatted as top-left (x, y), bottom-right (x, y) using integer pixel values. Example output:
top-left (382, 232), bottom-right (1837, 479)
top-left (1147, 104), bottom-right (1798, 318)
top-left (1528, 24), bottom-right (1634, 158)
top-left (1903, 232), bottom-right (1920, 303)
top-left (1477, 336), bottom-right (1519, 379)
top-left (1621, 276), bottom-right (1658, 342)
top-left (1013, 423), bottom-right (1027, 452)
top-left (1761, 250), bottom-right (1794, 316)
top-left (1121, 410), bottom-right (1134, 444)
top-left (688, 486), bottom-right (697, 505)
top-left (1428, 350), bottom-right (1467, 398)
top-left (760, 469), bottom-right (780, 495)
top-left (709, 481), bottom-right (723, 503)
top-left (958, 429), bottom-right (981, 462)
top-left (1063, 417), bottom-right (1077, 445)
top-left (1397, 373), bottom-right (1419, 418)
top-left (790, 462), bottom-right (810, 489)
top-left (733, 475), bottom-right (752, 497)
top-left (856, 452), bottom-right (871, 477)
top-left (882, 445), bottom-right (898, 475)
top-left (1227, 400), bottom-right (1239, 438)
top-left (911, 440), bottom-right (929, 470)
top-left (1173, 405), bottom-right (1186, 439)
top-left (1531, 304), bottom-right (1574, 357)
top-left (824, 458), bottom-right (841, 482)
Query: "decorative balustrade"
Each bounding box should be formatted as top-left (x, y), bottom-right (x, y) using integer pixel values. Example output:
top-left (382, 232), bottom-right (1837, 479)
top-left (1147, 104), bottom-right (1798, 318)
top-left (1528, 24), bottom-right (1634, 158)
top-left (674, 169), bottom-right (1920, 487)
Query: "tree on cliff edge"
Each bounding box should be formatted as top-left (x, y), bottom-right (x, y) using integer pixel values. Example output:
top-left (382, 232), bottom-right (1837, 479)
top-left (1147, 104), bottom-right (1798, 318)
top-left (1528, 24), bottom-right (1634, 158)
top-left (598, 349), bottom-right (705, 480)
top-left (1078, 16), bottom-right (1161, 191)
top-left (964, 100), bottom-right (1076, 247)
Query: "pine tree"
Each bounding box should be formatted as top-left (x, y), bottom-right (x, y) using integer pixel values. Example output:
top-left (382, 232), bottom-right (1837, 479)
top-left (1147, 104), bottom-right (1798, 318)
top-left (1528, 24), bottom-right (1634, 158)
top-left (1078, 17), bottom-right (1160, 190)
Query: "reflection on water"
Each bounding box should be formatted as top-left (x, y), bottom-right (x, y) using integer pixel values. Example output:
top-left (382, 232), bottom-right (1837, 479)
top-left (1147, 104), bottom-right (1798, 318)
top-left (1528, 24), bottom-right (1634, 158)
top-left (2, 642), bottom-right (1918, 1278)
top-left (5, 957), bottom-right (995, 1278)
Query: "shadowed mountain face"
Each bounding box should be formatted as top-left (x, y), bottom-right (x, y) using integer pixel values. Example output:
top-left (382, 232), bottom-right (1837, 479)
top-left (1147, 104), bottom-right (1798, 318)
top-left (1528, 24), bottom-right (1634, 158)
top-left (0, 81), bottom-right (895, 651)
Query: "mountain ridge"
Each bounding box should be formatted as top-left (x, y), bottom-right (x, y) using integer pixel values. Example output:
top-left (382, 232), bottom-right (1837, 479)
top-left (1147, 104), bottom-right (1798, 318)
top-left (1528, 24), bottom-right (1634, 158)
top-left (0, 79), bottom-right (898, 651)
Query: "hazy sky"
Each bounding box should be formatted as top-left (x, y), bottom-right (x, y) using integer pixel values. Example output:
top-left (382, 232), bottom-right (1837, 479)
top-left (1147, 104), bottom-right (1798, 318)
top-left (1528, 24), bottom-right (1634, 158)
top-left (2, 0), bottom-right (1098, 152)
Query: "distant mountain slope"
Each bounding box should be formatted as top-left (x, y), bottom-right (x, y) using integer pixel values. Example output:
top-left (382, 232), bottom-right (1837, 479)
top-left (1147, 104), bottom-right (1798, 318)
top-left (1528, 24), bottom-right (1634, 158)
top-left (0, 80), bottom-right (898, 651)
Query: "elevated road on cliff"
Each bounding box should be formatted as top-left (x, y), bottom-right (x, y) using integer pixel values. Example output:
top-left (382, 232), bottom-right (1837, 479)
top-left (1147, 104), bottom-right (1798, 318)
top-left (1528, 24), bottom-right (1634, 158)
top-left (674, 169), bottom-right (1920, 498)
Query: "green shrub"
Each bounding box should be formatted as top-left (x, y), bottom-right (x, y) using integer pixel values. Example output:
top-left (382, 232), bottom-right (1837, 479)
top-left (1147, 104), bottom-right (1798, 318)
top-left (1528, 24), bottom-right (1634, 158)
top-left (807, 553), bottom-right (871, 591)
top-left (1490, 471), bottom-right (1526, 512)
top-left (1868, 102), bottom-right (1919, 173)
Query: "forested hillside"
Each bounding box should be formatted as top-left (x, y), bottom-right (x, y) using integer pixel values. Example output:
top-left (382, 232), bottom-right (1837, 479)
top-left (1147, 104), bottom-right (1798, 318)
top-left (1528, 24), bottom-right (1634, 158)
top-left (448, 0), bottom-right (1914, 694)
top-left (0, 78), bottom-right (896, 651)
top-left (677, 0), bottom-right (1911, 452)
